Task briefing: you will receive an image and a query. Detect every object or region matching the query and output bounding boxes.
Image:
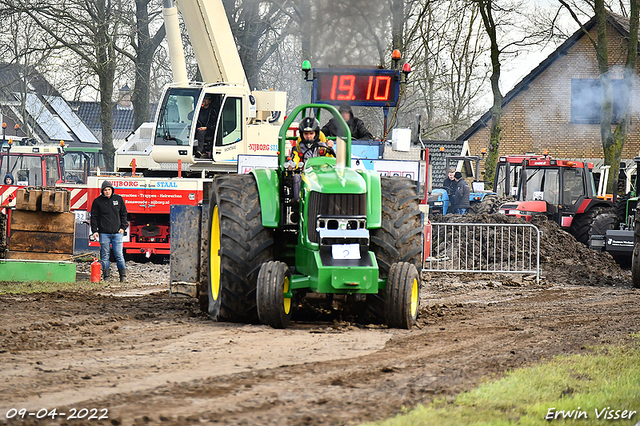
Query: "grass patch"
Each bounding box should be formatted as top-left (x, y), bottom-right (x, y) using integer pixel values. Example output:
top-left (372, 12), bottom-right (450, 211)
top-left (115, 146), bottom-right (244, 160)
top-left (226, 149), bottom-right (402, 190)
top-left (0, 280), bottom-right (106, 294)
top-left (365, 338), bottom-right (640, 426)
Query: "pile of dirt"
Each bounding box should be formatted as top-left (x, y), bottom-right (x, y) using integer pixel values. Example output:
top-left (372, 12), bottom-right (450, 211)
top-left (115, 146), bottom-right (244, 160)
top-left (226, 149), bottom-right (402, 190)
top-left (431, 213), bottom-right (631, 287)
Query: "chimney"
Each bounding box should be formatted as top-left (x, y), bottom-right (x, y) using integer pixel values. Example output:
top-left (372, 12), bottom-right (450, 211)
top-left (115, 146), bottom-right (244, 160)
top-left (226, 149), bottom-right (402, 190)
top-left (118, 84), bottom-right (132, 109)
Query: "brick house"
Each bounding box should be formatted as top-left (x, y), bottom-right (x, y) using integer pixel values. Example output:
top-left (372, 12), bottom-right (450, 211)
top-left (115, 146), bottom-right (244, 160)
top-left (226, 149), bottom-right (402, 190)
top-left (457, 13), bottom-right (640, 182)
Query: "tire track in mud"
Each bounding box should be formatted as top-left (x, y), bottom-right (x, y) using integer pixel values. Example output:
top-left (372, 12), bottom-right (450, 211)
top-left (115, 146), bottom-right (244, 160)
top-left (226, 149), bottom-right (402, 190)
top-left (1, 283), bottom-right (638, 425)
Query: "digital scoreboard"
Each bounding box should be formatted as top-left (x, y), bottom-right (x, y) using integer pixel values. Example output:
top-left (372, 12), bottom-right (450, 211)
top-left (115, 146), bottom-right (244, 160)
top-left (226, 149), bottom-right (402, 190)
top-left (312, 68), bottom-right (400, 107)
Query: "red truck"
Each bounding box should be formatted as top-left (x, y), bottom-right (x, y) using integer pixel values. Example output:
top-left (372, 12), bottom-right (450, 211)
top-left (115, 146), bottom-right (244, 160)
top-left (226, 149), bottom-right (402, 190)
top-left (85, 176), bottom-right (210, 257)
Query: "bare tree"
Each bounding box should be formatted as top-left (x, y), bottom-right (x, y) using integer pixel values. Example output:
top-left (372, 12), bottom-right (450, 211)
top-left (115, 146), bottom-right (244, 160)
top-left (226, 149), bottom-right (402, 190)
top-left (221, 0), bottom-right (294, 89)
top-left (559, 0), bottom-right (640, 194)
top-left (473, 0), bottom-right (550, 185)
top-left (477, 0), bottom-right (502, 185)
top-left (119, 0), bottom-right (166, 129)
top-left (0, 8), bottom-right (73, 142)
top-left (3, 0), bottom-right (127, 169)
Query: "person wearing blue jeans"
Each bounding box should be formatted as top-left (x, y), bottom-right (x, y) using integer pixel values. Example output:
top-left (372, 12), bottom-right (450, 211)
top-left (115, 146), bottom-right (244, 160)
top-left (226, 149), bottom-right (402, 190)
top-left (90, 181), bottom-right (128, 282)
top-left (98, 232), bottom-right (126, 275)
top-left (452, 171), bottom-right (470, 215)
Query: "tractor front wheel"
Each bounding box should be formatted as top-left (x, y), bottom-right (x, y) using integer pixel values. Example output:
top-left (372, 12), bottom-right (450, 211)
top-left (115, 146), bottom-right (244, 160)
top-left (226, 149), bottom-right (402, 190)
top-left (385, 262), bottom-right (420, 329)
top-left (256, 261), bottom-right (292, 328)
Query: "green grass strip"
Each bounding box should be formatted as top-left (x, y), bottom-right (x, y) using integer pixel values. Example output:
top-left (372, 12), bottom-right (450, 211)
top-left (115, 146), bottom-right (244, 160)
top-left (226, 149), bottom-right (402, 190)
top-left (365, 337), bottom-right (640, 426)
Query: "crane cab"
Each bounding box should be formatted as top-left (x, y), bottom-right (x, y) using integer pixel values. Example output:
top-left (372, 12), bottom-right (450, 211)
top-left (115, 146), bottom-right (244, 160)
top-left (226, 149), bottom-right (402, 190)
top-left (151, 83), bottom-right (286, 169)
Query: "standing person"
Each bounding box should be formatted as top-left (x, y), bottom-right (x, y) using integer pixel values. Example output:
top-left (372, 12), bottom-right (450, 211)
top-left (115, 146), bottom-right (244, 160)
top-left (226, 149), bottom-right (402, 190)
top-left (91, 181), bottom-right (128, 282)
top-left (442, 167), bottom-right (457, 199)
top-left (321, 102), bottom-right (373, 140)
top-left (452, 171), bottom-right (471, 215)
top-left (195, 94), bottom-right (218, 158)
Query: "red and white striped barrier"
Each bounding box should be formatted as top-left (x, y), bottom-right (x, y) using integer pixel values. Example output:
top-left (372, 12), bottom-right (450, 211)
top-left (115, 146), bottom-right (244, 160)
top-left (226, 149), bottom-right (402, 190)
top-left (68, 187), bottom-right (88, 211)
top-left (0, 185), bottom-right (18, 207)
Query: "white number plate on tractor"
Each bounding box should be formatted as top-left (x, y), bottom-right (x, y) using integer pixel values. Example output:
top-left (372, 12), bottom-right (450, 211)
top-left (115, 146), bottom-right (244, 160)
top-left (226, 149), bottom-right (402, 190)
top-left (331, 244), bottom-right (361, 260)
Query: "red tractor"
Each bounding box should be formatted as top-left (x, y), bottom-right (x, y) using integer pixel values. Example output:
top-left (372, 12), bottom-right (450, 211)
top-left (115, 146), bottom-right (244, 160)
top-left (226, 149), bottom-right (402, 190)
top-left (496, 155), bottom-right (613, 245)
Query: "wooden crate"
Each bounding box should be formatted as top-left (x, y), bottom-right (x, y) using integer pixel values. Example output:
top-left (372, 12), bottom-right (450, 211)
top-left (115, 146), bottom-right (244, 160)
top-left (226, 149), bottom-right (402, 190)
top-left (7, 211), bottom-right (75, 257)
top-left (41, 189), bottom-right (70, 212)
top-left (6, 251), bottom-right (72, 261)
top-left (16, 188), bottom-right (42, 211)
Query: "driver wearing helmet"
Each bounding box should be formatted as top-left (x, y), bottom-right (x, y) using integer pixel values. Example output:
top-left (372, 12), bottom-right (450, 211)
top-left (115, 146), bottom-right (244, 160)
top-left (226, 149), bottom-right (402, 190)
top-left (291, 117), bottom-right (334, 166)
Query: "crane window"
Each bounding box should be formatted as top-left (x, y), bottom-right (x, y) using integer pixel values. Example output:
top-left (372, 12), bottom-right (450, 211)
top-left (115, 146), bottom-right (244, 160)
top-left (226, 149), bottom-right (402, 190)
top-left (216, 97), bottom-right (242, 146)
top-left (155, 88), bottom-right (200, 146)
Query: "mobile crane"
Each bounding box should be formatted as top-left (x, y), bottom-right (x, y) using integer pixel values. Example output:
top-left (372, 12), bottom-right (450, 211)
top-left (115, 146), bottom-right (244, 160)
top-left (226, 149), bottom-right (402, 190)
top-left (114, 0), bottom-right (286, 176)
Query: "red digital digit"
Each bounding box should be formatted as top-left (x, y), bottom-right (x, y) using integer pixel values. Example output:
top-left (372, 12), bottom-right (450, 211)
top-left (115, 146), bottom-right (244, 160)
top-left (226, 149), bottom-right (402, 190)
top-left (330, 75), bottom-right (338, 100)
top-left (337, 74), bottom-right (356, 101)
top-left (366, 76), bottom-right (374, 100)
top-left (373, 76), bottom-right (391, 101)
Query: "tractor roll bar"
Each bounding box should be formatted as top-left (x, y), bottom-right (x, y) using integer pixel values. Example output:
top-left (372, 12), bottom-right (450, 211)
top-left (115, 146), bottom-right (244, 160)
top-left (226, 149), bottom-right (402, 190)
top-left (278, 103), bottom-right (351, 168)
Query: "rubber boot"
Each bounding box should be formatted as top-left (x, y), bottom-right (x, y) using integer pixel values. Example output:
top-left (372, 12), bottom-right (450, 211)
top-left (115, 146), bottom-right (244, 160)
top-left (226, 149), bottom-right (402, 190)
top-left (119, 268), bottom-right (127, 283)
top-left (103, 267), bottom-right (110, 281)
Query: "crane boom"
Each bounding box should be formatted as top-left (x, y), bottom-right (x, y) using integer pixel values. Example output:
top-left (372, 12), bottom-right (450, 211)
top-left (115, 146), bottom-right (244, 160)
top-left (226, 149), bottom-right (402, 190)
top-left (175, 0), bottom-right (249, 87)
top-left (162, 0), bottom-right (188, 83)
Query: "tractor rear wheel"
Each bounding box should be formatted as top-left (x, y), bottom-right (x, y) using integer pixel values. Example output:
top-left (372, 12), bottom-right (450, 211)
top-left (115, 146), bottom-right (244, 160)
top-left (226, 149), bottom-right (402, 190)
top-left (614, 192), bottom-right (630, 225)
top-left (206, 174), bottom-right (274, 322)
top-left (385, 262), bottom-right (420, 329)
top-left (632, 245), bottom-right (640, 288)
top-left (368, 177), bottom-right (423, 322)
top-left (569, 207), bottom-right (612, 246)
top-left (371, 177), bottom-right (423, 275)
top-left (633, 208), bottom-right (640, 288)
top-left (256, 261), bottom-right (292, 328)
top-left (590, 211), bottom-right (617, 237)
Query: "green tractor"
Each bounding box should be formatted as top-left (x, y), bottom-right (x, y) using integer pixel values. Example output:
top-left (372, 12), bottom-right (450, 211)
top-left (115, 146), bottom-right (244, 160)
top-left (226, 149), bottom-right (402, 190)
top-left (203, 104), bottom-right (424, 328)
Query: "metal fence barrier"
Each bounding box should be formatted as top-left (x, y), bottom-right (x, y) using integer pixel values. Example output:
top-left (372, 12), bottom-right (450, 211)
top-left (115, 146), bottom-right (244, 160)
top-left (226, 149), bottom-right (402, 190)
top-left (423, 222), bottom-right (540, 282)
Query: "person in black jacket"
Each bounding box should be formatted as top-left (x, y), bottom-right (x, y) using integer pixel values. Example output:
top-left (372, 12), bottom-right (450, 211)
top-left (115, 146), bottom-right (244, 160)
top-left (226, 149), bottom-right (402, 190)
top-left (451, 171), bottom-right (471, 214)
top-left (91, 180), bottom-right (129, 281)
top-left (321, 102), bottom-right (373, 140)
top-left (442, 167), bottom-right (457, 202)
top-left (195, 94), bottom-right (218, 158)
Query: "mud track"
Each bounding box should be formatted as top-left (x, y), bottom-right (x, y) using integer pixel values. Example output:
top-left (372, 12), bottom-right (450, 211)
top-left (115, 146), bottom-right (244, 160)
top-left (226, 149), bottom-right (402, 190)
top-left (1, 273), bottom-right (638, 425)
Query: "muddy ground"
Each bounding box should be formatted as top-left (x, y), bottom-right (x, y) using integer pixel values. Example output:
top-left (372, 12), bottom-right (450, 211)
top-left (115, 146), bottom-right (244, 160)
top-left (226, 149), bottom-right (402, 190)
top-left (1, 217), bottom-right (639, 425)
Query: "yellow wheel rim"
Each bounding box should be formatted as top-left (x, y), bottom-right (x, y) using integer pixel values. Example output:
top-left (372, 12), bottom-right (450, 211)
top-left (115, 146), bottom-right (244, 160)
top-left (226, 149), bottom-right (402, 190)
top-left (283, 276), bottom-right (291, 315)
top-left (210, 205), bottom-right (221, 301)
top-left (410, 278), bottom-right (418, 317)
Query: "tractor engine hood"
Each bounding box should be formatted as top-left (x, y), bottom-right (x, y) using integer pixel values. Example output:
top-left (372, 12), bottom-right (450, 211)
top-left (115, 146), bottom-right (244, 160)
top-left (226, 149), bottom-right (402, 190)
top-left (302, 157), bottom-right (367, 194)
top-left (428, 188), bottom-right (447, 203)
top-left (499, 200), bottom-right (549, 219)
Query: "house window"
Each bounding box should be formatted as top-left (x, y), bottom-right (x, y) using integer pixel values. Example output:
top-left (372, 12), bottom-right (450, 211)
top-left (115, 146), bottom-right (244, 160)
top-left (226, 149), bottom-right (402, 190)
top-left (571, 79), bottom-right (628, 124)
